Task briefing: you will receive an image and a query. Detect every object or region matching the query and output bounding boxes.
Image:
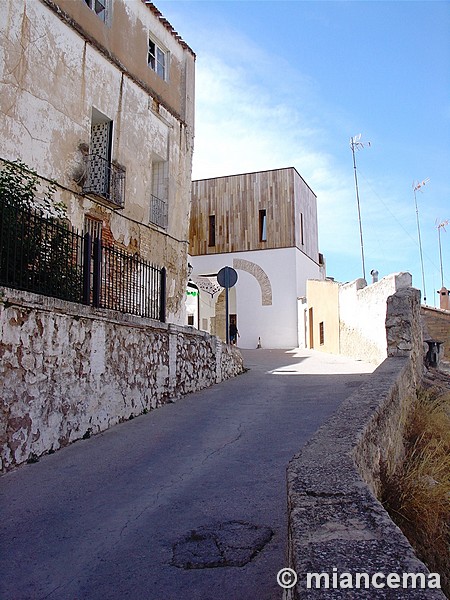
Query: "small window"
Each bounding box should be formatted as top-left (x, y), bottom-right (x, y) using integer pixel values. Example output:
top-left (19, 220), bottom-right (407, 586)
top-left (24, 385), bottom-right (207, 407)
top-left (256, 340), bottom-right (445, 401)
top-left (208, 215), bottom-right (216, 247)
top-left (259, 209), bottom-right (267, 242)
top-left (300, 212), bottom-right (304, 245)
top-left (148, 38), bottom-right (167, 80)
top-left (84, 0), bottom-right (107, 22)
top-left (319, 321), bottom-right (325, 346)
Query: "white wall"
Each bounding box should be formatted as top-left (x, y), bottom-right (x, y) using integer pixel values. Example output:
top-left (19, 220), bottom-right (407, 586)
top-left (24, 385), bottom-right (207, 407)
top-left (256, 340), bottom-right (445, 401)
top-left (339, 272), bottom-right (413, 363)
top-left (191, 247), bottom-right (322, 349)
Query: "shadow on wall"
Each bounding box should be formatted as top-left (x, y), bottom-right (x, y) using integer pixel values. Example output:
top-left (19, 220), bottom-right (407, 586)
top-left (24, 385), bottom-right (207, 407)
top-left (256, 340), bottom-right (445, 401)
top-left (306, 272), bottom-right (414, 365)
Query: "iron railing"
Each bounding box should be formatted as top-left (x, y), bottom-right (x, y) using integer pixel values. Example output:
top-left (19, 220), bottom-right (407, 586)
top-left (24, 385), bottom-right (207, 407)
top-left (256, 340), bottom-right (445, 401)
top-left (83, 154), bottom-right (126, 209)
top-left (0, 201), bottom-right (84, 302)
top-left (0, 201), bottom-right (166, 321)
top-left (149, 194), bottom-right (168, 229)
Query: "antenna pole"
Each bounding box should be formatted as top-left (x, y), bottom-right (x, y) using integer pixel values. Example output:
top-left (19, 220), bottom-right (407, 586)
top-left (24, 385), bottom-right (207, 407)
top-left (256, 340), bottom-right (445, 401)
top-left (437, 221), bottom-right (448, 288)
top-left (413, 186), bottom-right (427, 304)
top-left (438, 225), bottom-right (444, 288)
top-left (351, 137), bottom-right (366, 281)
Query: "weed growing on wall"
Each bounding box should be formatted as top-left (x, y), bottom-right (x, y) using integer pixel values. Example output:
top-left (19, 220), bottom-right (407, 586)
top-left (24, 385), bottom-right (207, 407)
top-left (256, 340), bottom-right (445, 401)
top-left (382, 388), bottom-right (450, 597)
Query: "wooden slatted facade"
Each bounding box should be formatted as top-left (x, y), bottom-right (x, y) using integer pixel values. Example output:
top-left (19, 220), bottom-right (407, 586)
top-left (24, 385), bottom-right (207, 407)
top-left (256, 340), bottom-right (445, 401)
top-left (190, 167), bottom-right (319, 264)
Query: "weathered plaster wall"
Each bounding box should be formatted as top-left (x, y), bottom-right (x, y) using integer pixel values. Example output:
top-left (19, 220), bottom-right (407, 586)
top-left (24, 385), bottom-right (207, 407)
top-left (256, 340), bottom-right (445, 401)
top-left (339, 272), bottom-right (412, 364)
top-left (0, 0), bottom-right (195, 323)
top-left (0, 288), bottom-right (244, 472)
top-left (286, 288), bottom-right (446, 599)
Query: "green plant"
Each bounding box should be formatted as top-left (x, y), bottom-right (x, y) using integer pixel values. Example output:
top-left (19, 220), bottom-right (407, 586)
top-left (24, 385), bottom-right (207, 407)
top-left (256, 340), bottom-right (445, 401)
top-left (0, 159), bottom-right (82, 302)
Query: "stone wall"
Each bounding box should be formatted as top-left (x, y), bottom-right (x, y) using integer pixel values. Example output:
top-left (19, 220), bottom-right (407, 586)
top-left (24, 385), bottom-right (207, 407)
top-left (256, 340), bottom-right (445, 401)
top-left (421, 306), bottom-right (450, 363)
top-left (339, 272), bottom-right (413, 364)
top-left (0, 287), bottom-right (244, 472)
top-left (286, 287), bottom-right (446, 598)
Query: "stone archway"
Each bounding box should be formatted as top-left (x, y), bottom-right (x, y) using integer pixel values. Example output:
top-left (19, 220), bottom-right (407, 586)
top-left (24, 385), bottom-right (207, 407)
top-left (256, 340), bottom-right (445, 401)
top-left (233, 258), bottom-right (272, 306)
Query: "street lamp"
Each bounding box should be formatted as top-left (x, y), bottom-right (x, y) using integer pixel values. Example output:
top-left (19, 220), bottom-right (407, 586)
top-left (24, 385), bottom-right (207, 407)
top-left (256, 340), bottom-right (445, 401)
top-left (350, 134), bottom-right (370, 281)
top-left (413, 179), bottom-right (429, 304)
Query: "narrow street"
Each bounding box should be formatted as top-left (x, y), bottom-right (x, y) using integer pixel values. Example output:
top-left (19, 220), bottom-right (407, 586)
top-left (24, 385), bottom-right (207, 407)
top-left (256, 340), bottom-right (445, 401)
top-left (1, 349), bottom-right (373, 600)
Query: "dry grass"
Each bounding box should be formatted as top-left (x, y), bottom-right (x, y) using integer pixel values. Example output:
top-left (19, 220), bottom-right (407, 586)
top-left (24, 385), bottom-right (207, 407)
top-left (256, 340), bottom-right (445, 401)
top-left (382, 388), bottom-right (450, 597)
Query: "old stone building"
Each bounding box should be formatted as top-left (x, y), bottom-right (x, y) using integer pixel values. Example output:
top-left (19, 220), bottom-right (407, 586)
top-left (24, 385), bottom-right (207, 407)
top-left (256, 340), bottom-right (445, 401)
top-left (0, 0), bottom-right (195, 323)
top-left (189, 168), bottom-right (325, 349)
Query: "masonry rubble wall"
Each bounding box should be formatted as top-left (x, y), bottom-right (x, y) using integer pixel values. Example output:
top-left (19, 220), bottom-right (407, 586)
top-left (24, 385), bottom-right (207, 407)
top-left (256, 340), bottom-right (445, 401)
top-left (0, 287), bottom-right (244, 472)
top-left (286, 287), bottom-right (446, 599)
top-left (421, 305), bottom-right (450, 363)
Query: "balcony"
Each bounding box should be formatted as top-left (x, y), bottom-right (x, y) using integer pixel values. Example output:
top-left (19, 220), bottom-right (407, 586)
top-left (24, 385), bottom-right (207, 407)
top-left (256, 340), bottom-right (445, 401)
top-left (83, 154), bottom-right (125, 209)
top-left (149, 194), bottom-right (168, 229)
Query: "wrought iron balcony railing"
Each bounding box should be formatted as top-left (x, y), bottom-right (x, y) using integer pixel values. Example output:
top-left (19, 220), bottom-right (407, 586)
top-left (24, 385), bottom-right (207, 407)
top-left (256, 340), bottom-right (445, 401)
top-left (83, 154), bottom-right (125, 209)
top-left (149, 194), bottom-right (168, 229)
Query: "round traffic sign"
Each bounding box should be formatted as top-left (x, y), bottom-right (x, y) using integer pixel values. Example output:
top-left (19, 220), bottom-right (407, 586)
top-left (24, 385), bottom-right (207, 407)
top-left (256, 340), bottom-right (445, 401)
top-left (217, 266), bottom-right (238, 289)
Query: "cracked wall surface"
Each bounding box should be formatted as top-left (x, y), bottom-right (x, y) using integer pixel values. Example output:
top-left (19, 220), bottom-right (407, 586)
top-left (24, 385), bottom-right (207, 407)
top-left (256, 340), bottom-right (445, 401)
top-left (0, 0), bottom-right (195, 323)
top-left (0, 287), bottom-right (244, 472)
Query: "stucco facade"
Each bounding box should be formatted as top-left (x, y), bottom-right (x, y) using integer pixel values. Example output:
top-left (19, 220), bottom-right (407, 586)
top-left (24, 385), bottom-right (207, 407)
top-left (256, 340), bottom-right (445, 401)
top-left (306, 272), bottom-right (414, 364)
top-left (189, 168), bottom-right (324, 349)
top-left (0, 0), bottom-right (195, 323)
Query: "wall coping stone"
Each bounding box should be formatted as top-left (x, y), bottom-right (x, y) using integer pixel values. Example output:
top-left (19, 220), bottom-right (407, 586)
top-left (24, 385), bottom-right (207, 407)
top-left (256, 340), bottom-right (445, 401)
top-left (286, 287), bottom-right (446, 598)
top-left (286, 355), bottom-right (446, 598)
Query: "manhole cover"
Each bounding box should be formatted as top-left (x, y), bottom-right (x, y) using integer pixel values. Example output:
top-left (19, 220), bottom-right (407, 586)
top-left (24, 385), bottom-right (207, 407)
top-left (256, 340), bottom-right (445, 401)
top-left (172, 520), bottom-right (273, 569)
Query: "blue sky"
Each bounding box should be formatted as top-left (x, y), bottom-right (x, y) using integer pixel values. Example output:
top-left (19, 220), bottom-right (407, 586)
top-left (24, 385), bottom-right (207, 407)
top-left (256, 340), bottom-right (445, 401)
top-left (157, 0), bottom-right (450, 305)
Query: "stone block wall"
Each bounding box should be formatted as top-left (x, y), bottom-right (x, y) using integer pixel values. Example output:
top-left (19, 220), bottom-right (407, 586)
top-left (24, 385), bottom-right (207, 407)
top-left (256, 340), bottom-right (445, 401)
top-left (286, 288), bottom-right (446, 598)
top-left (421, 306), bottom-right (450, 362)
top-left (0, 287), bottom-right (244, 472)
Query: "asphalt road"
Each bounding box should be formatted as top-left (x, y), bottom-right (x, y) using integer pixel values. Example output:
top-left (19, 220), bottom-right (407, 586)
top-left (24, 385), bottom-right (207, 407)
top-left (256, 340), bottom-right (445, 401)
top-left (1, 348), bottom-right (373, 600)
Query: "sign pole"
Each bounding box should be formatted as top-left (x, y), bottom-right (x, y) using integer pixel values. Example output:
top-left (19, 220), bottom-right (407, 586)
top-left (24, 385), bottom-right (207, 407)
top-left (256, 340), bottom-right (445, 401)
top-left (216, 266), bottom-right (238, 345)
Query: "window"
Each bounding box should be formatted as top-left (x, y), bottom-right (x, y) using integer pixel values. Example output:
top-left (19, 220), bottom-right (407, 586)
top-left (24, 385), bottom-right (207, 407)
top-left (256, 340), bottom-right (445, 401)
top-left (84, 0), bottom-right (107, 22)
top-left (300, 212), bottom-right (304, 245)
top-left (208, 215), bottom-right (216, 247)
top-left (259, 209), bottom-right (267, 242)
top-left (149, 160), bottom-right (168, 229)
top-left (82, 109), bottom-right (126, 209)
top-left (148, 38), bottom-right (167, 80)
top-left (319, 321), bottom-right (325, 346)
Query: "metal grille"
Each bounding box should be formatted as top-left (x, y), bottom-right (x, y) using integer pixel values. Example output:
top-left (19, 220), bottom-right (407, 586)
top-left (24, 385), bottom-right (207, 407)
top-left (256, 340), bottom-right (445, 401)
top-left (0, 201), bottom-right (166, 321)
top-left (83, 154), bottom-right (126, 209)
top-left (149, 194), bottom-right (168, 229)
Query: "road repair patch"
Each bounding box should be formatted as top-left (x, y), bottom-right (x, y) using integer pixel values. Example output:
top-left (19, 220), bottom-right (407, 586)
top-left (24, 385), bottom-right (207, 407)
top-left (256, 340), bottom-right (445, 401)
top-left (172, 520), bottom-right (273, 569)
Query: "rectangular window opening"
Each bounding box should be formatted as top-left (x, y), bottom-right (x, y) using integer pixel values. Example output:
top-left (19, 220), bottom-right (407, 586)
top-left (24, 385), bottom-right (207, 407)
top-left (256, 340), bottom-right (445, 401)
top-left (84, 0), bottom-right (107, 22)
top-left (319, 321), bottom-right (325, 346)
top-left (300, 212), bottom-right (304, 246)
top-left (208, 215), bottom-right (216, 247)
top-left (148, 38), bottom-right (167, 80)
top-left (150, 160), bottom-right (169, 229)
top-left (259, 209), bottom-right (267, 242)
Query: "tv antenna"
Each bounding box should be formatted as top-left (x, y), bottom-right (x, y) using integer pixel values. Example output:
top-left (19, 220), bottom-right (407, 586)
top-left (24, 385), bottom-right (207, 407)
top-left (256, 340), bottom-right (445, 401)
top-left (413, 178), bottom-right (430, 304)
top-left (436, 219), bottom-right (448, 288)
top-left (350, 134), bottom-right (371, 281)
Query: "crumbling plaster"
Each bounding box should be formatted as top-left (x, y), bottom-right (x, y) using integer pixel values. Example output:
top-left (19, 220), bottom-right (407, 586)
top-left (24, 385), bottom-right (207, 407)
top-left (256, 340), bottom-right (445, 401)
top-left (0, 288), bottom-right (244, 472)
top-left (0, 0), bottom-right (194, 323)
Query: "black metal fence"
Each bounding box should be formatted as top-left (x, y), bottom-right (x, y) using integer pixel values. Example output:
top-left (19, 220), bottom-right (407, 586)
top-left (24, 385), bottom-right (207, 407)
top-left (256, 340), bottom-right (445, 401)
top-left (0, 200), bottom-right (166, 322)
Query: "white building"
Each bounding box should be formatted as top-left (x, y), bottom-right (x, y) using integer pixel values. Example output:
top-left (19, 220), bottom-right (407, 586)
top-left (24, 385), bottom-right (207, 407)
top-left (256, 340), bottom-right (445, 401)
top-left (189, 168), bottom-right (325, 348)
